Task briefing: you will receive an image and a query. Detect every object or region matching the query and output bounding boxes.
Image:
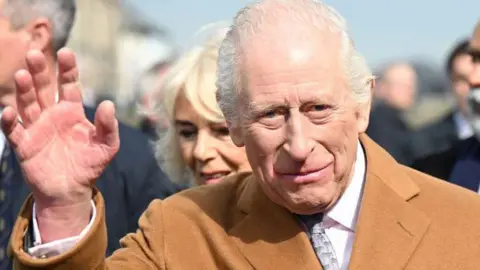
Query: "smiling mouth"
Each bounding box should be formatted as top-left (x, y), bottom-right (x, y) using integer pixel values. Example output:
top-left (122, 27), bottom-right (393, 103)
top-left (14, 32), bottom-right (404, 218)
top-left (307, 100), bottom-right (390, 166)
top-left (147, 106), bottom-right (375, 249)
top-left (275, 163), bottom-right (333, 184)
top-left (199, 171), bottom-right (231, 184)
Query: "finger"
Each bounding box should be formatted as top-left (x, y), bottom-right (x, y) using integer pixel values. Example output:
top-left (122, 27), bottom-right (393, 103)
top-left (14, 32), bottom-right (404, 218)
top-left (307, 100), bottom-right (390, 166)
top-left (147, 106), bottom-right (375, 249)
top-left (1, 106), bottom-right (26, 149)
top-left (57, 48), bottom-right (83, 103)
top-left (94, 101), bottom-right (120, 149)
top-left (14, 69), bottom-right (41, 127)
top-left (25, 50), bottom-right (55, 110)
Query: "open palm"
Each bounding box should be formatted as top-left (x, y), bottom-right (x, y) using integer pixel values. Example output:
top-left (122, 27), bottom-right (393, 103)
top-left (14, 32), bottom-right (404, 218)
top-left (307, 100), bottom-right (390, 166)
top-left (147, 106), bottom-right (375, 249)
top-left (1, 49), bottom-right (119, 205)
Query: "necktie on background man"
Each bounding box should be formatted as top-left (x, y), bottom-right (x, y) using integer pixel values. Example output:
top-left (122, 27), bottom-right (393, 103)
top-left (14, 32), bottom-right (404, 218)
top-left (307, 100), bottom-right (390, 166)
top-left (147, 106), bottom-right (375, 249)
top-left (0, 142), bottom-right (14, 270)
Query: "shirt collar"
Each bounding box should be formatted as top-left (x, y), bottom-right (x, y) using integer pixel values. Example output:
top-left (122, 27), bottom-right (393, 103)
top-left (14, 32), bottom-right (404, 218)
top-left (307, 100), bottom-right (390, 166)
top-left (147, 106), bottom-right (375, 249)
top-left (453, 111), bottom-right (474, 139)
top-left (323, 141), bottom-right (366, 232)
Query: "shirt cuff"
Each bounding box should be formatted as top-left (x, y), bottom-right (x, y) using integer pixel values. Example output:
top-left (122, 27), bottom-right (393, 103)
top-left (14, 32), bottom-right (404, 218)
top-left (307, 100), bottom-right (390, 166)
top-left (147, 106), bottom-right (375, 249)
top-left (28, 200), bottom-right (96, 258)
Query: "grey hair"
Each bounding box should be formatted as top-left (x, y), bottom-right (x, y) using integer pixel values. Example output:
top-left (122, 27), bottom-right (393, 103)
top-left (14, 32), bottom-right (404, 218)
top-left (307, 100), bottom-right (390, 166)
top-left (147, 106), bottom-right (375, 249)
top-left (2, 0), bottom-right (76, 52)
top-left (216, 0), bottom-right (374, 125)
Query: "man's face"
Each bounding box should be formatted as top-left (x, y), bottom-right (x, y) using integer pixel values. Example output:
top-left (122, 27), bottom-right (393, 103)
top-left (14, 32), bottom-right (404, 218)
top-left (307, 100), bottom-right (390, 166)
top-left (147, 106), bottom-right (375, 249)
top-left (233, 26), bottom-right (371, 215)
top-left (381, 64), bottom-right (417, 110)
top-left (468, 25), bottom-right (480, 89)
top-left (450, 54), bottom-right (474, 115)
top-left (466, 24), bottom-right (480, 138)
top-left (0, 1), bottom-right (31, 106)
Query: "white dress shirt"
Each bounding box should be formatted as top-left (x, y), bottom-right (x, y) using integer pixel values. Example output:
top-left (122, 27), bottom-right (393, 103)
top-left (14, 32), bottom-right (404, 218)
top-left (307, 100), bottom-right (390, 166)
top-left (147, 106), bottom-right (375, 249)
top-left (29, 141), bottom-right (367, 267)
top-left (321, 141), bottom-right (365, 269)
top-left (453, 111), bottom-right (474, 140)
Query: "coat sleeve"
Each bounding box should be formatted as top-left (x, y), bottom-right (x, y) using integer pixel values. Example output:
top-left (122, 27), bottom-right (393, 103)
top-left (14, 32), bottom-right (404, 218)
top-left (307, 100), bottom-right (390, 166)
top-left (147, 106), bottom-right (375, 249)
top-left (10, 191), bottom-right (167, 270)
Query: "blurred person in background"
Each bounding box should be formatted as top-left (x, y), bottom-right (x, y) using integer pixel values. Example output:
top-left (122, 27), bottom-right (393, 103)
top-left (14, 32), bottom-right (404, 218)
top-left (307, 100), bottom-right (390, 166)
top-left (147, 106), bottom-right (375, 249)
top-left (406, 40), bottom-right (473, 161)
top-left (366, 62), bottom-right (417, 164)
top-left (136, 59), bottom-right (174, 140)
top-left (413, 22), bottom-right (480, 191)
top-left (0, 0), bottom-right (181, 265)
top-left (156, 26), bottom-right (251, 187)
top-left (445, 39), bottom-right (475, 139)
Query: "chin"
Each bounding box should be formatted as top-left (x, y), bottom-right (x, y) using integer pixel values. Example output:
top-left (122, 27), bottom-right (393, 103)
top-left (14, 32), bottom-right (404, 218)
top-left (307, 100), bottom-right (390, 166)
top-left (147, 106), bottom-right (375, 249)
top-left (281, 185), bottom-right (339, 215)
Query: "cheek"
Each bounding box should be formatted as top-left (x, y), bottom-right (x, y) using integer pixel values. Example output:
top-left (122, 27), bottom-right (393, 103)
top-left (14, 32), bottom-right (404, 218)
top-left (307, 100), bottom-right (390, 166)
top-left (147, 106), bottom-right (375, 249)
top-left (244, 125), bottom-right (285, 167)
top-left (217, 139), bottom-right (250, 170)
top-left (312, 114), bottom-right (359, 171)
top-left (177, 140), bottom-right (195, 170)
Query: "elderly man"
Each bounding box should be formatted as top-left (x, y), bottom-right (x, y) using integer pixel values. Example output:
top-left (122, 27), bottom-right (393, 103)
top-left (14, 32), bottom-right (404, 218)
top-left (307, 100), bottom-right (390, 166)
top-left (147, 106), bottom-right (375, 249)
top-left (5, 1), bottom-right (480, 269)
top-left (0, 0), bottom-right (181, 266)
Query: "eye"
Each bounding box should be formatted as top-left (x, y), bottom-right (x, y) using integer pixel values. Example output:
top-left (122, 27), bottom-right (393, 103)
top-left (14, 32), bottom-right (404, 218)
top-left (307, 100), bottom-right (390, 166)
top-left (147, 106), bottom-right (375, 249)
top-left (261, 107), bottom-right (288, 119)
top-left (473, 55), bottom-right (480, 64)
top-left (304, 103), bottom-right (332, 121)
top-left (264, 110), bottom-right (277, 118)
top-left (312, 104), bottom-right (328, 111)
top-left (213, 126), bottom-right (230, 137)
top-left (178, 129), bottom-right (197, 140)
top-left (470, 52), bottom-right (480, 63)
top-left (304, 103), bottom-right (330, 113)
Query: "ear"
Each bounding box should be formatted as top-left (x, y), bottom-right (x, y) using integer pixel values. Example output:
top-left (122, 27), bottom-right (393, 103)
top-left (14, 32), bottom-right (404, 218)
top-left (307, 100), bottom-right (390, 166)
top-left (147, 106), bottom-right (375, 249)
top-left (26, 17), bottom-right (53, 52)
top-left (227, 119), bottom-right (245, 147)
top-left (357, 78), bottom-right (375, 133)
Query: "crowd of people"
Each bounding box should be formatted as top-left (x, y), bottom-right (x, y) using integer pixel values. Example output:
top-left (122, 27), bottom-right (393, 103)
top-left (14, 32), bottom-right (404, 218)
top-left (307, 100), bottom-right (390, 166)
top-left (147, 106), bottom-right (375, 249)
top-left (0, 0), bottom-right (479, 269)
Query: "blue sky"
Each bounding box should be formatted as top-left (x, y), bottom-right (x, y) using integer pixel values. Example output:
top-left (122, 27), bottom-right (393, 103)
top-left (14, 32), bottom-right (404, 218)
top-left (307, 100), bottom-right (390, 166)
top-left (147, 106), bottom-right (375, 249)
top-left (128, 0), bottom-right (480, 69)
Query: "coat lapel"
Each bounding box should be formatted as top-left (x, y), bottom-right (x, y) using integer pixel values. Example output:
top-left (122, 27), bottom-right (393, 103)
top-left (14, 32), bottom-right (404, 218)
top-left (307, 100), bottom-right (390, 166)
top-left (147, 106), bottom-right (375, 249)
top-left (349, 136), bottom-right (431, 269)
top-left (229, 177), bottom-right (322, 270)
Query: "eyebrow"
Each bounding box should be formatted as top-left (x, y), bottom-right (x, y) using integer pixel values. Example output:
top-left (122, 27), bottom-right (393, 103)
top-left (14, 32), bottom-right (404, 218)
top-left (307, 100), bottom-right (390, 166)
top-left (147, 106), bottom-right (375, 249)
top-left (174, 120), bottom-right (194, 126)
top-left (246, 102), bottom-right (286, 117)
top-left (468, 48), bottom-right (480, 57)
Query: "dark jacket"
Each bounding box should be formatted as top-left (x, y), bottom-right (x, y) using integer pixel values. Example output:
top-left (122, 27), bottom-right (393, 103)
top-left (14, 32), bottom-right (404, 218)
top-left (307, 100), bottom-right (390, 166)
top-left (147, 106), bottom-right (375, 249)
top-left (411, 137), bottom-right (479, 192)
top-left (366, 103), bottom-right (414, 165)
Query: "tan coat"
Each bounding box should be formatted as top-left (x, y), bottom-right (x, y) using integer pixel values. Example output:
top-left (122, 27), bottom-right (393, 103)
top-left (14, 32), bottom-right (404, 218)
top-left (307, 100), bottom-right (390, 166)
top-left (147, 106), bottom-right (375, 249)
top-left (10, 136), bottom-right (480, 269)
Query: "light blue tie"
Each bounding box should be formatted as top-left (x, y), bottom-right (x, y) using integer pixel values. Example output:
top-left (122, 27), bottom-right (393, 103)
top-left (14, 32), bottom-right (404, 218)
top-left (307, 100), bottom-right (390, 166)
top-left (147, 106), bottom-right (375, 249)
top-left (311, 222), bottom-right (339, 270)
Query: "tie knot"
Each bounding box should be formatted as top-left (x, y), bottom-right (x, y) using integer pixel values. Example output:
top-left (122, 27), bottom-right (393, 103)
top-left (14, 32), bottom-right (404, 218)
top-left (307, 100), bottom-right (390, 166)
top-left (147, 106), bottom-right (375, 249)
top-left (311, 222), bottom-right (326, 234)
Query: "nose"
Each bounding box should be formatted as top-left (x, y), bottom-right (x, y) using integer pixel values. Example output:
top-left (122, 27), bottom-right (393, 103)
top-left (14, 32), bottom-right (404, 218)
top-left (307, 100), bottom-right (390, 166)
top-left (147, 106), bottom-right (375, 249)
top-left (192, 131), bottom-right (216, 163)
top-left (283, 111), bottom-right (314, 161)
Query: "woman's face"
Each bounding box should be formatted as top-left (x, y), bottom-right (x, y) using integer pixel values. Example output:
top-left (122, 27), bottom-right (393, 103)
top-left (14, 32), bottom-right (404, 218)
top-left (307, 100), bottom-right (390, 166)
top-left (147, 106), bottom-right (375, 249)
top-left (174, 91), bottom-right (251, 185)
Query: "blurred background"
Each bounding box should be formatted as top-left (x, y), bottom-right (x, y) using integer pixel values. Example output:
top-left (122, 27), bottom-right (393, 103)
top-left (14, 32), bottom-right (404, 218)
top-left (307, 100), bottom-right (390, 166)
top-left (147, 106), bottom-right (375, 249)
top-left (70, 0), bottom-right (479, 141)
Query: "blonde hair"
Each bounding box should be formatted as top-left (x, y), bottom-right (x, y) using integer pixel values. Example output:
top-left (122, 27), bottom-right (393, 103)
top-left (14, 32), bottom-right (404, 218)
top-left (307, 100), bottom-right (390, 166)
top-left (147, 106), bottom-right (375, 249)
top-left (155, 25), bottom-right (229, 186)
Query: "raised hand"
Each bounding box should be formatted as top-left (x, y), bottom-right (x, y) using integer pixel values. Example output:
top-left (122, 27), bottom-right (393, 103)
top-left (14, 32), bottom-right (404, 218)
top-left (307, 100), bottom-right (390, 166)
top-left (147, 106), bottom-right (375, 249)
top-left (1, 49), bottom-right (120, 242)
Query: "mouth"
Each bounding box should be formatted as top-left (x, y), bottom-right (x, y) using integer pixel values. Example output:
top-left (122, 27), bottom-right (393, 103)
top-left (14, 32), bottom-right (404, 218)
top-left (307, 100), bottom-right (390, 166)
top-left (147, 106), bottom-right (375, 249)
top-left (275, 163), bottom-right (333, 184)
top-left (199, 171), bottom-right (231, 184)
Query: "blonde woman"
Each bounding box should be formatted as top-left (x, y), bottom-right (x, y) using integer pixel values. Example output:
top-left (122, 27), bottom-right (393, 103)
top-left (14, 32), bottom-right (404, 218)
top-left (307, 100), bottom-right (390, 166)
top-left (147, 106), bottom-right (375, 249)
top-left (155, 27), bottom-right (251, 186)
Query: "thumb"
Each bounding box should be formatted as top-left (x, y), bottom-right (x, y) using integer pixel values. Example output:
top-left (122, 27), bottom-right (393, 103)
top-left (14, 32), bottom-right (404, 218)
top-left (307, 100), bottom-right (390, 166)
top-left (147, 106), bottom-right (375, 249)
top-left (94, 101), bottom-right (119, 150)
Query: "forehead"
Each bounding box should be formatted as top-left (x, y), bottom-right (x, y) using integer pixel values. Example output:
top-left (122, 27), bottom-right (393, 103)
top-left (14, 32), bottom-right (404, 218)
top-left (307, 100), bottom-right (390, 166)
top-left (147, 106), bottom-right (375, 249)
top-left (384, 65), bottom-right (416, 82)
top-left (240, 25), bottom-right (344, 98)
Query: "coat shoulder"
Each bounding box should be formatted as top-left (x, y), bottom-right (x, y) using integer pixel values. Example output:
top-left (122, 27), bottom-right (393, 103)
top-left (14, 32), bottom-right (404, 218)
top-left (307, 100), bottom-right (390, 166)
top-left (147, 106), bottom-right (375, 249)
top-left (405, 166), bottom-right (480, 222)
top-left (160, 173), bottom-right (251, 226)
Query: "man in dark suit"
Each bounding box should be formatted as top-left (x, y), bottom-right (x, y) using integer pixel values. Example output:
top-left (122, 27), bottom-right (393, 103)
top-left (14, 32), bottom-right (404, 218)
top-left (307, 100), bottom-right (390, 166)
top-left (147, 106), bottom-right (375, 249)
top-left (413, 40), bottom-right (475, 158)
top-left (413, 23), bottom-right (480, 192)
top-left (0, 0), bottom-right (181, 268)
top-left (367, 63), bottom-right (417, 164)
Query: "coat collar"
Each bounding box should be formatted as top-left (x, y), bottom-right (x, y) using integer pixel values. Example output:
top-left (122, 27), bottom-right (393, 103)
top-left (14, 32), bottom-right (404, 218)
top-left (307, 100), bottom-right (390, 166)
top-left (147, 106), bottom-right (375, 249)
top-left (348, 135), bottom-right (430, 269)
top-left (230, 134), bottom-right (430, 270)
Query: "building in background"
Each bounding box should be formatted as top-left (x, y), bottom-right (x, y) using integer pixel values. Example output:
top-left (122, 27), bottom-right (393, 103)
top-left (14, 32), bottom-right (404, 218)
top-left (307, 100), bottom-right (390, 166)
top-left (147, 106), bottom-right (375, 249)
top-left (67, 0), bottom-right (121, 107)
top-left (116, 4), bottom-right (176, 114)
top-left (66, 0), bottom-right (176, 125)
